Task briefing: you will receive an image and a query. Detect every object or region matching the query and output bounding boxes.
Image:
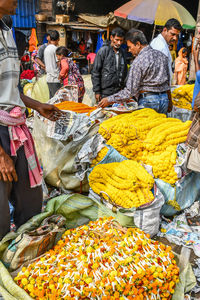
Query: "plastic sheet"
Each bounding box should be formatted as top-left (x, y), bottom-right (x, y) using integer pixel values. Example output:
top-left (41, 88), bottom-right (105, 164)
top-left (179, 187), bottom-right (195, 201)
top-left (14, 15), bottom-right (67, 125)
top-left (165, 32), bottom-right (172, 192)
top-left (156, 172), bottom-right (200, 217)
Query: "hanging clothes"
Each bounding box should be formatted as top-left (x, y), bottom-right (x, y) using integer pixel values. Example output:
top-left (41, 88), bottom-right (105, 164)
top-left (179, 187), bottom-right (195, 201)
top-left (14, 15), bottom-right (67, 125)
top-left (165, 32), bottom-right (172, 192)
top-left (29, 28), bottom-right (38, 52)
top-left (95, 33), bottom-right (104, 53)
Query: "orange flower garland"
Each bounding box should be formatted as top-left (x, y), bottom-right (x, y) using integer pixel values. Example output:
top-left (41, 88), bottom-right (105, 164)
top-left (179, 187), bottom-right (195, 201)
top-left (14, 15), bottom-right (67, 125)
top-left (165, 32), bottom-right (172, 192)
top-left (15, 218), bottom-right (179, 300)
top-left (54, 101), bottom-right (96, 114)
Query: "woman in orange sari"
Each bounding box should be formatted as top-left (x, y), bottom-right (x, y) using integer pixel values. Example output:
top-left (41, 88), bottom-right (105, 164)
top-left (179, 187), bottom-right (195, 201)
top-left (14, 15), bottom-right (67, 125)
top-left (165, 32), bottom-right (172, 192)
top-left (174, 47), bottom-right (188, 85)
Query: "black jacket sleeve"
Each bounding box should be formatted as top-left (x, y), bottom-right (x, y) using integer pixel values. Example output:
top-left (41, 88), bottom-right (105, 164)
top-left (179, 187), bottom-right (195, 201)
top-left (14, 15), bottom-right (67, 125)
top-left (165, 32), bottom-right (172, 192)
top-left (91, 48), bottom-right (106, 94)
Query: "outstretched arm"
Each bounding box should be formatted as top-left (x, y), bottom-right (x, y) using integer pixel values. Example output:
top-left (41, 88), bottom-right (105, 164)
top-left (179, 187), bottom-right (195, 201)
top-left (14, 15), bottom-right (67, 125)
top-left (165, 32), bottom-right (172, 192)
top-left (20, 93), bottom-right (62, 121)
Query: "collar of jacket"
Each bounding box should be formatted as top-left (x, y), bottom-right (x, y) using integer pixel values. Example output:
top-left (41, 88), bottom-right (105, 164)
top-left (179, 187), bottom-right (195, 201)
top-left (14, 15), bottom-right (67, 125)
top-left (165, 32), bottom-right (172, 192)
top-left (0, 20), bottom-right (9, 31)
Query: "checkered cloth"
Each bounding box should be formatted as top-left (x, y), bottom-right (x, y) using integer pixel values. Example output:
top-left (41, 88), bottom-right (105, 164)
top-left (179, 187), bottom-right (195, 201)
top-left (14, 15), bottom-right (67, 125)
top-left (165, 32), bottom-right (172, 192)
top-left (186, 94), bottom-right (200, 151)
top-left (0, 107), bottom-right (42, 188)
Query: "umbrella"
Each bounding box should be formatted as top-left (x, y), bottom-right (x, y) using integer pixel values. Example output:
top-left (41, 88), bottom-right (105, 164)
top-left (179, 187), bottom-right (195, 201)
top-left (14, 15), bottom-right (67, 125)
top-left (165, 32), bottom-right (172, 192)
top-left (114, 0), bottom-right (196, 29)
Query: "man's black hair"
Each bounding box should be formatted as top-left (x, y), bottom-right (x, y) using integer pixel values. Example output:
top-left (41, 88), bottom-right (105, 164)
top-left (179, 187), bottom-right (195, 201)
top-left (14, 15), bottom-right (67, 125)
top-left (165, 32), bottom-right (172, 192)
top-left (49, 30), bottom-right (60, 41)
top-left (56, 46), bottom-right (69, 57)
top-left (164, 19), bottom-right (182, 31)
top-left (2, 15), bottom-right (13, 29)
top-left (111, 27), bottom-right (125, 38)
top-left (46, 30), bottom-right (52, 37)
top-left (125, 28), bottom-right (148, 45)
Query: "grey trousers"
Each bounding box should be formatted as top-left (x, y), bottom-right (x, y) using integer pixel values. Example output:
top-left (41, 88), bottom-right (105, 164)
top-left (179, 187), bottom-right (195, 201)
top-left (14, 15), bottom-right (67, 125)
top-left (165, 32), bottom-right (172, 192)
top-left (47, 82), bottom-right (61, 98)
top-left (0, 126), bottom-right (42, 240)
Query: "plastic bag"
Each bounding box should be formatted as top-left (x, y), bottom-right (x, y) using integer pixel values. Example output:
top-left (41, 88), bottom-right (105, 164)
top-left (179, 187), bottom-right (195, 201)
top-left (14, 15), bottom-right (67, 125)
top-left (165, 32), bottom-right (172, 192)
top-left (32, 114), bottom-right (99, 192)
top-left (82, 74), bottom-right (96, 106)
top-left (29, 75), bottom-right (49, 103)
top-left (167, 106), bottom-right (192, 122)
top-left (156, 172), bottom-right (200, 217)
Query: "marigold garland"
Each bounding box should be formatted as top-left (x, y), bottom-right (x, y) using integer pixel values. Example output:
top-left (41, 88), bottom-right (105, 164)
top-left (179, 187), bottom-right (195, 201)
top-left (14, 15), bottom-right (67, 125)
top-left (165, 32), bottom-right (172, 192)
top-left (172, 84), bottom-right (194, 110)
top-left (99, 108), bottom-right (191, 184)
top-left (89, 160), bottom-right (154, 208)
top-left (54, 101), bottom-right (96, 115)
top-left (15, 218), bottom-right (179, 300)
top-left (91, 147), bottom-right (109, 167)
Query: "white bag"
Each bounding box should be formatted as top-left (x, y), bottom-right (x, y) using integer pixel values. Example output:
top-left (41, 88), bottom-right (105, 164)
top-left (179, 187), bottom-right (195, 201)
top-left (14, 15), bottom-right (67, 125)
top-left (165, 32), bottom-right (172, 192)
top-left (186, 147), bottom-right (200, 173)
top-left (89, 184), bottom-right (164, 237)
top-left (133, 186), bottom-right (164, 237)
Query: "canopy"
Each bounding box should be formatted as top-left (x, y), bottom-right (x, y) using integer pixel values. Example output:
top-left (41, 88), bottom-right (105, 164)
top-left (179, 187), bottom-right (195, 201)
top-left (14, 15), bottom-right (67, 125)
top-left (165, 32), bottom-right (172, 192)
top-left (114, 0), bottom-right (196, 29)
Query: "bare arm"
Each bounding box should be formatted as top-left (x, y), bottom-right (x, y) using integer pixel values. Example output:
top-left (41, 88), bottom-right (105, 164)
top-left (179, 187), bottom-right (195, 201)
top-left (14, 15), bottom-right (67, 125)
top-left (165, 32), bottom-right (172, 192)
top-left (20, 93), bottom-right (62, 121)
top-left (35, 57), bottom-right (45, 70)
top-left (194, 45), bottom-right (200, 72)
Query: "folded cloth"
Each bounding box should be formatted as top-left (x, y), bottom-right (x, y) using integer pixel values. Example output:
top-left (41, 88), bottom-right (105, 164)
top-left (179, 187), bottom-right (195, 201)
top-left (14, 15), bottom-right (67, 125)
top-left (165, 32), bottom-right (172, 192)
top-left (0, 107), bottom-right (42, 188)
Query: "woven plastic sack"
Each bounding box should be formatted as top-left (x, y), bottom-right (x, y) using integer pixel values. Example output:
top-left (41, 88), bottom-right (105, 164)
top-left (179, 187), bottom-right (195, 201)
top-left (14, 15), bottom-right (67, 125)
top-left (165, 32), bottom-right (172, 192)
top-left (89, 184), bottom-right (165, 237)
top-left (1, 215), bottom-right (66, 272)
top-left (156, 172), bottom-right (200, 217)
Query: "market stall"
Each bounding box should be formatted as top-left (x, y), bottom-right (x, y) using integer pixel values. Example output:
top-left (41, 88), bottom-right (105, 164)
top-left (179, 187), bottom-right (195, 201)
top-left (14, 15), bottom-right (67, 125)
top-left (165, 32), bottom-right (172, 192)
top-left (0, 86), bottom-right (199, 299)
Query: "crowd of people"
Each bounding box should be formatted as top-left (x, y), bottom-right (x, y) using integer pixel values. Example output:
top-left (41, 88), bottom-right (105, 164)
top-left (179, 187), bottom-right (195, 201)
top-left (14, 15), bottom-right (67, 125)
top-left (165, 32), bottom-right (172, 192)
top-left (29, 30), bottom-right (85, 101)
top-left (95, 19), bottom-right (182, 114)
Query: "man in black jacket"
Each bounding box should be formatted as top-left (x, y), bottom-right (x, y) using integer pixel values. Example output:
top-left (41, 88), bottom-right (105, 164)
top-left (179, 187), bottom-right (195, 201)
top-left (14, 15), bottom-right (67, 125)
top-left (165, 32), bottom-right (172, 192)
top-left (91, 27), bottom-right (127, 103)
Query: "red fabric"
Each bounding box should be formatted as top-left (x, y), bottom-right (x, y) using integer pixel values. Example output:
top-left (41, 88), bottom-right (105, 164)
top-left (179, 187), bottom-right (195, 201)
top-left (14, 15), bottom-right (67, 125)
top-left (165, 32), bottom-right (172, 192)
top-left (60, 58), bottom-right (70, 86)
top-left (79, 44), bottom-right (86, 54)
top-left (87, 53), bottom-right (96, 64)
top-left (0, 107), bottom-right (42, 188)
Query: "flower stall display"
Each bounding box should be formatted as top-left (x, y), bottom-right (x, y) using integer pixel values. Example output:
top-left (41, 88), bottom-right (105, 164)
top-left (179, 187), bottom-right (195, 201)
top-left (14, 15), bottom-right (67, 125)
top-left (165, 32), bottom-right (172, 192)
top-left (15, 217), bottom-right (179, 300)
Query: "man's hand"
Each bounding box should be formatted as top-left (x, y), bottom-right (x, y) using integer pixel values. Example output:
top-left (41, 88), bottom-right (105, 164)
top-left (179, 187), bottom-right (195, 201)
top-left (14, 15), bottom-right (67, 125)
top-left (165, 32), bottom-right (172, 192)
top-left (167, 90), bottom-right (173, 113)
top-left (168, 100), bottom-right (173, 113)
top-left (37, 103), bottom-right (62, 121)
top-left (20, 94), bottom-right (63, 121)
top-left (98, 98), bottom-right (109, 108)
top-left (193, 44), bottom-right (200, 60)
top-left (95, 94), bottom-right (101, 103)
top-left (0, 151), bottom-right (18, 182)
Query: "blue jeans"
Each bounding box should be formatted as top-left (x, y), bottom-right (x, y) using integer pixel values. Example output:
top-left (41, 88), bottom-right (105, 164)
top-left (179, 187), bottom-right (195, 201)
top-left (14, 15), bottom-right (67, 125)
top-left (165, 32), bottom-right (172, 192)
top-left (138, 93), bottom-right (169, 114)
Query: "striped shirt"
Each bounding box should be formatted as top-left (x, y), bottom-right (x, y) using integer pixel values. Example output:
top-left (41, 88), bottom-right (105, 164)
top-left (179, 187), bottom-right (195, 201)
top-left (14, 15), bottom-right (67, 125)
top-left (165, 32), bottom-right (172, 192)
top-left (108, 46), bottom-right (170, 103)
top-left (0, 20), bottom-right (25, 111)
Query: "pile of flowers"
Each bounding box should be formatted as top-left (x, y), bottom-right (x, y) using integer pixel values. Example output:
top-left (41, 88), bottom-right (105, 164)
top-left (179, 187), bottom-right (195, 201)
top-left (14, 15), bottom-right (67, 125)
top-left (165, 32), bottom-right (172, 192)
top-left (89, 160), bottom-right (155, 209)
top-left (20, 69), bottom-right (35, 80)
top-left (99, 108), bottom-right (191, 184)
top-left (15, 217), bottom-right (179, 299)
top-left (172, 84), bottom-right (194, 110)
